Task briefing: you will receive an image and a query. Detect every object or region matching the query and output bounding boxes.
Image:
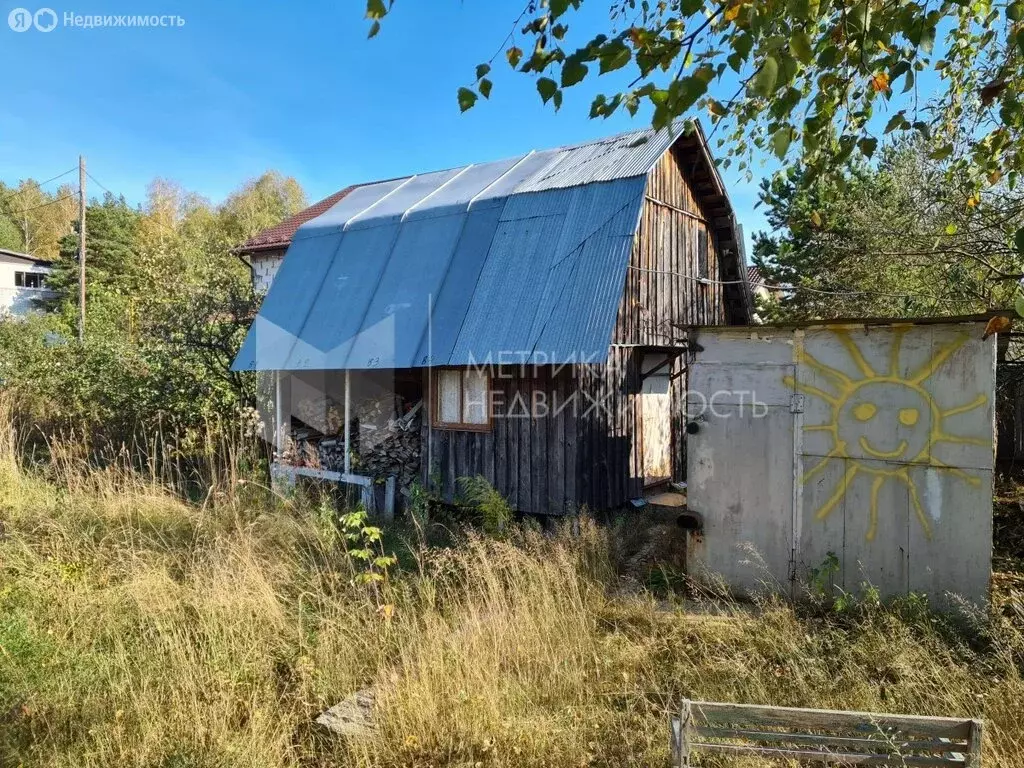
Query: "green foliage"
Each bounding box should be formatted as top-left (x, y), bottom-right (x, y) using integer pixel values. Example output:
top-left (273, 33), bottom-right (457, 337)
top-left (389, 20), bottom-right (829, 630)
top-left (374, 0), bottom-right (1024, 191)
top-left (456, 475), bottom-right (513, 535)
top-left (338, 505), bottom-right (397, 585)
top-left (832, 582), bottom-right (883, 614)
top-left (807, 550), bottom-right (841, 599)
top-left (45, 192), bottom-right (142, 303)
top-left (0, 179), bottom-right (77, 260)
top-left (806, 552), bottom-right (886, 614)
top-left (0, 213), bottom-right (24, 252)
top-left (406, 479), bottom-right (434, 530)
top-left (754, 140), bottom-right (1024, 320)
top-left (217, 172), bottom-right (306, 247)
top-left (457, 86), bottom-right (478, 112)
top-left (0, 173), bottom-right (304, 453)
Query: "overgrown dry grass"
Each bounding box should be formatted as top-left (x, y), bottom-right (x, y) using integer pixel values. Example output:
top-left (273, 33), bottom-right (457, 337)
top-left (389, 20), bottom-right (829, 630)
top-left (3, 414), bottom-right (1024, 766)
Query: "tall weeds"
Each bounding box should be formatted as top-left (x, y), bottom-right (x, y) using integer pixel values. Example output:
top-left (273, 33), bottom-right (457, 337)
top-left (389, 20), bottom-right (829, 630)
top-left (2, 414), bottom-right (1023, 766)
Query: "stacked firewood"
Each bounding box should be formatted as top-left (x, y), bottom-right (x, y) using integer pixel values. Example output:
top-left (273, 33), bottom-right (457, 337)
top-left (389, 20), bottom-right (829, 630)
top-left (293, 396), bottom-right (343, 436)
top-left (358, 423), bottom-right (421, 492)
top-left (304, 394), bottom-right (422, 492)
top-left (316, 437), bottom-right (346, 470)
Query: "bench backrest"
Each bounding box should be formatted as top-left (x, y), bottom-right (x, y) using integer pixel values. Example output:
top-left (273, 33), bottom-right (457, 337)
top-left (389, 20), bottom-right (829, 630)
top-left (671, 699), bottom-right (983, 767)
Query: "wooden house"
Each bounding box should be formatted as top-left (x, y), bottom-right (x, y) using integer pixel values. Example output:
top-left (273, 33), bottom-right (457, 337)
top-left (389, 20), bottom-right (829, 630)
top-left (233, 124), bottom-right (752, 516)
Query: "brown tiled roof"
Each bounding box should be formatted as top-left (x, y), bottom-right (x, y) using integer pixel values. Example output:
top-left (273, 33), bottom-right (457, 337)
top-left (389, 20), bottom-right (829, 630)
top-left (747, 265), bottom-right (765, 285)
top-left (237, 186), bottom-right (356, 254)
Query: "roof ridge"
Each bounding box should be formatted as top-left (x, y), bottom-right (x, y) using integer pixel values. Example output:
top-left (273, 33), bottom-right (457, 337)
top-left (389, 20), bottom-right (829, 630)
top-left (546, 119), bottom-right (688, 153)
top-left (236, 121), bottom-right (703, 256)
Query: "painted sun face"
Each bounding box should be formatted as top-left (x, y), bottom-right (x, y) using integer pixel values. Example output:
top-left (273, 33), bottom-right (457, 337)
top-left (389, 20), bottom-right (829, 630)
top-left (784, 329), bottom-right (988, 542)
top-left (837, 380), bottom-right (932, 462)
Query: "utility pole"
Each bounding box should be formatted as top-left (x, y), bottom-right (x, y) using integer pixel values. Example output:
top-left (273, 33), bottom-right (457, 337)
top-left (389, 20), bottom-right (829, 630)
top-left (78, 155), bottom-right (86, 343)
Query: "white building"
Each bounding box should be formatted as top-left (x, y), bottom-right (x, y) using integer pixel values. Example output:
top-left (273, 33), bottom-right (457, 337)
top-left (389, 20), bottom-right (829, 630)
top-left (0, 248), bottom-right (55, 317)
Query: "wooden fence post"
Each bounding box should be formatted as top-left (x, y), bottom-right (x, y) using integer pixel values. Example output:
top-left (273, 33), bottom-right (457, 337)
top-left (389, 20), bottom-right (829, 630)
top-left (966, 718), bottom-right (983, 768)
top-left (678, 699), bottom-right (692, 768)
top-left (383, 475), bottom-right (397, 522)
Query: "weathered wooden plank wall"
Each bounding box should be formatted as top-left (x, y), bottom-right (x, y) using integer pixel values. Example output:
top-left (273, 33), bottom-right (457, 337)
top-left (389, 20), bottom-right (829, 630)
top-left (422, 351), bottom-right (643, 515)
top-left (996, 359), bottom-right (1024, 468)
top-left (575, 347), bottom-right (644, 509)
top-left (614, 146), bottom-right (725, 346)
top-left (423, 366), bottom-right (575, 515)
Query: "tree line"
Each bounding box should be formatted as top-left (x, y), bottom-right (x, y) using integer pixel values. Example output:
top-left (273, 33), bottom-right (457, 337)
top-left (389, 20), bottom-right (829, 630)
top-left (754, 139), bottom-right (1024, 321)
top-left (0, 172), bottom-right (305, 449)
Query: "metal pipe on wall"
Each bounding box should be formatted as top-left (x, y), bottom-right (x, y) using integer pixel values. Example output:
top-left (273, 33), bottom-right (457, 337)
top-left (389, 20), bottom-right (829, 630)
top-left (344, 370), bottom-right (352, 475)
top-left (274, 371), bottom-right (283, 457)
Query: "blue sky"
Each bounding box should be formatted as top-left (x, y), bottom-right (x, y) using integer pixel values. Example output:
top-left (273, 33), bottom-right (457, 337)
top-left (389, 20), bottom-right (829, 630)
top-left (0, 0), bottom-right (771, 248)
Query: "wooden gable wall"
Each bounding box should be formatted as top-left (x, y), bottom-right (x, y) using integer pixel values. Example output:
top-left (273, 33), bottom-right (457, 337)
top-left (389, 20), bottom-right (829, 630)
top-left (614, 145), bottom-right (730, 345)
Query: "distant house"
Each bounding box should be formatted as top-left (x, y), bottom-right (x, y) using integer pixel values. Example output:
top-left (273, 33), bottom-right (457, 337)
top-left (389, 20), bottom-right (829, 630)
top-left (238, 188), bottom-right (355, 294)
top-left (0, 248), bottom-right (54, 317)
top-left (233, 124), bottom-right (752, 516)
top-left (747, 265), bottom-right (784, 303)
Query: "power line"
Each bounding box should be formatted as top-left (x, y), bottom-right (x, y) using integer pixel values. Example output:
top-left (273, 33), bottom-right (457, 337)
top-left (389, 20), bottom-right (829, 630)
top-left (627, 264), bottom-right (968, 304)
top-left (85, 170), bottom-right (112, 196)
top-left (87, 170), bottom-right (183, 240)
top-left (0, 168), bottom-right (77, 204)
top-left (11, 192), bottom-right (79, 215)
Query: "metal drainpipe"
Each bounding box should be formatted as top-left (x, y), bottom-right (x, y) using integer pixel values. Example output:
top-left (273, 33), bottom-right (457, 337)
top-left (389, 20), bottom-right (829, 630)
top-left (344, 369), bottom-right (352, 475)
top-left (274, 371), bottom-right (283, 459)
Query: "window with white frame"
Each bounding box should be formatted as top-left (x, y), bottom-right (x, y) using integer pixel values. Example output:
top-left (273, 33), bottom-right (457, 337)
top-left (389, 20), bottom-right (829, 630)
top-left (432, 368), bottom-right (491, 430)
top-left (14, 271), bottom-right (44, 289)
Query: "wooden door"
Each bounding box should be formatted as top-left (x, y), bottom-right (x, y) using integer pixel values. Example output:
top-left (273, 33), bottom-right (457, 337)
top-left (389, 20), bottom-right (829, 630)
top-left (641, 354), bottom-right (673, 486)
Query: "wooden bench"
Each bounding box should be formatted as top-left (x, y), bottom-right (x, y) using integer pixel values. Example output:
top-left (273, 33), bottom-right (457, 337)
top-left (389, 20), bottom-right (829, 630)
top-left (671, 700), bottom-right (983, 766)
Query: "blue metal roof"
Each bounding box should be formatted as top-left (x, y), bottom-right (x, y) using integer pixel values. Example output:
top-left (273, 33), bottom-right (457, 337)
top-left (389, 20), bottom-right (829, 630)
top-left (232, 126), bottom-right (682, 371)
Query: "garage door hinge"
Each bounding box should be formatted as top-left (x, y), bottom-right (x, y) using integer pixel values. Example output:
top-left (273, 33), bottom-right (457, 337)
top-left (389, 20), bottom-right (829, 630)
top-left (790, 394), bottom-right (805, 414)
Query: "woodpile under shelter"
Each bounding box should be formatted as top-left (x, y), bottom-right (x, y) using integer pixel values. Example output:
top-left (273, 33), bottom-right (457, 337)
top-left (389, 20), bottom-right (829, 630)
top-left (233, 124), bottom-right (751, 516)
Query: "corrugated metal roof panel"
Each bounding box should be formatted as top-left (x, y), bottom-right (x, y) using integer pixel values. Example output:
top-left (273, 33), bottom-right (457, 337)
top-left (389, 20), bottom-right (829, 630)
top-left (295, 179), bottom-right (409, 240)
top-left (516, 126), bottom-right (678, 192)
top-left (471, 150), bottom-right (561, 206)
top-left (527, 178), bottom-right (646, 358)
top-left (285, 224), bottom-right (401, 369)
top-left (232, 231), bottom-right (345, 370)
top-left (346, 169), bottom-right (462, 229)
top-left (447, 208), bottom-right (567, 364)
top-left (346, 214), bottom-right (467, 369)
top-left (498, 185), bottom-right (575, 222)
top-left (412, 206), bottom-right (504, 366)
top-left (534, 201), bottom-right (643, 359)
top-left (404, 158), bottom-right (520, 220)
top-left (233, 125), bottom-right (695, 372)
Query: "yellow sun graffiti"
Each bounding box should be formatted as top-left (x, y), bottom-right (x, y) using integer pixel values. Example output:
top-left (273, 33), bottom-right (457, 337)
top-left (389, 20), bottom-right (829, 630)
top-left (784, 328), bottom-right (988, 542)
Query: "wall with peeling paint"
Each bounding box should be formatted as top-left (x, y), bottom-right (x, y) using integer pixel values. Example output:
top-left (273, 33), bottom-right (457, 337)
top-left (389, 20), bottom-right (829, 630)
top-left (686, 320), bottom-right (995, 606)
